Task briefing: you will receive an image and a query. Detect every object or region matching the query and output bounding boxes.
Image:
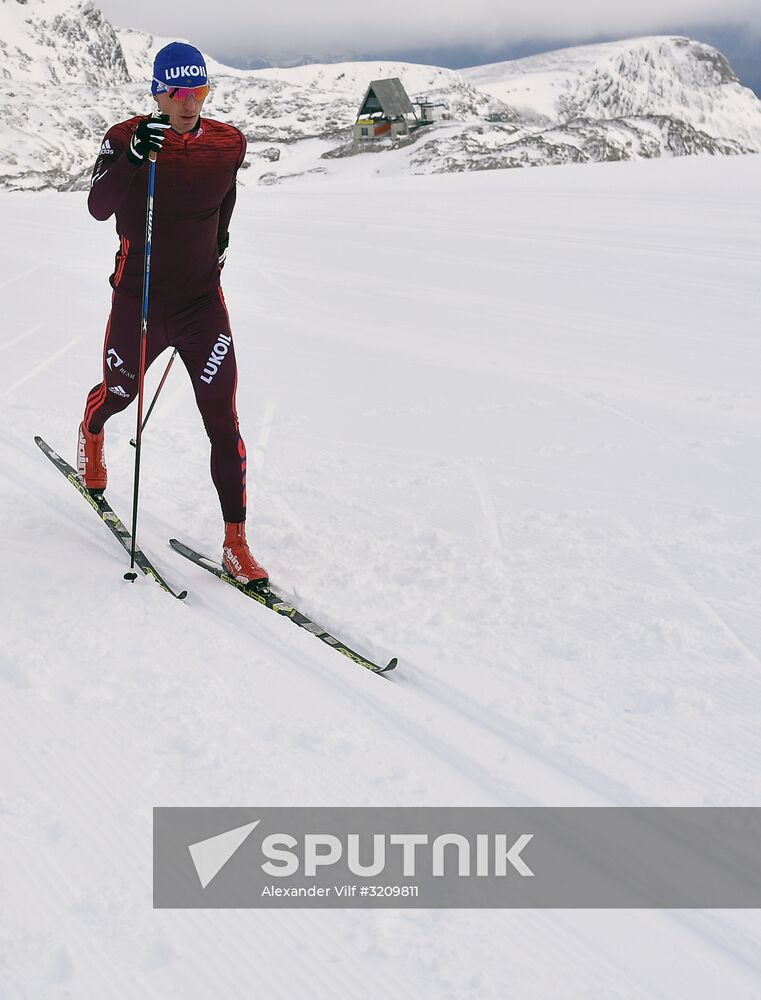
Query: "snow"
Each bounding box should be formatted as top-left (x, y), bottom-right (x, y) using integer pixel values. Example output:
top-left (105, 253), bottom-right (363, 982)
top-left (2, 152), bottom-right (761, 995)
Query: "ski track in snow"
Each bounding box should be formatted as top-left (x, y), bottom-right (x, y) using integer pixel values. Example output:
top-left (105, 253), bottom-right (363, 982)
top-left (0, 322), bottom-right (44, 353)
top-left (1, 336), bottom-right (81, 400)
top-left (0, 264), bottom-right (38, 291)
top-left (1, 155), bottom-right (761, 997)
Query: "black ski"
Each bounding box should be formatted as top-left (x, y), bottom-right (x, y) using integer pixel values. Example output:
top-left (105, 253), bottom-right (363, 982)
top-left (35, 436), bottom-right (187, 600)
top-left (169, 537), bottom-right (397, 674)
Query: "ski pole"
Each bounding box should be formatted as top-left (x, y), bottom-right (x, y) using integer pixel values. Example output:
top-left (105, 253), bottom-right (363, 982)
top-left (129, 348), bottom-right (177, 447)
top-left (124, 148), bottom-right (157, 582)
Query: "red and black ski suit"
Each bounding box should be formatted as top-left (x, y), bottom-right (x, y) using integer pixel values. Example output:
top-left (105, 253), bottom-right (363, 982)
top-left (84, 115), bottom-right (248, 522)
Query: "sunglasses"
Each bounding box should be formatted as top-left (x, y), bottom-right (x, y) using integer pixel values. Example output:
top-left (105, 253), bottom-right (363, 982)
top-left (154, 80), bottom-right (210, 102)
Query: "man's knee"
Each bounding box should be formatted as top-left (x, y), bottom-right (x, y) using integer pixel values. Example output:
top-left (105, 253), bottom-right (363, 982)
top-left (198, 395), bottom-right (238, 440)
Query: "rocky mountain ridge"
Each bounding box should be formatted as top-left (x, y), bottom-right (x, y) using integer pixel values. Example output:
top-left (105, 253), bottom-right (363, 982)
top-left (0, 0), bottom-right (758, 189)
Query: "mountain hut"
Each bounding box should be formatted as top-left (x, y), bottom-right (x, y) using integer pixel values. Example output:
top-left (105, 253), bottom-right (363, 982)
top-left (354, 78), bottom-right (418, 140)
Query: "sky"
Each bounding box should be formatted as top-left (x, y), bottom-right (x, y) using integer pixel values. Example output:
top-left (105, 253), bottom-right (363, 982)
top-left (99, 0), bottom-right (761, 58)
top-left (98, 0), bottom-right (761, 94)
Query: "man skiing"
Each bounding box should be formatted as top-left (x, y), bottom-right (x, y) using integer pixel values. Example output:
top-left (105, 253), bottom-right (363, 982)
top-left (79, 41), bottom-right (267, 585)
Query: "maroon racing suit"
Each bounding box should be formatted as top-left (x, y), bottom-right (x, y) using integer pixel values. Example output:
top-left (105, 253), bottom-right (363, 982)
top-left (84, 115), bottom-right (248, 522)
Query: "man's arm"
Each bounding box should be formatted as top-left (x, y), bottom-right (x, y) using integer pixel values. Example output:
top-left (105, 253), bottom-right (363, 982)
top-left (87, 127), bottom-right (141, 222)
top-left (88, 118), bottom-right (170, 222)
top-left (217, 131), bottom-right (247, 262)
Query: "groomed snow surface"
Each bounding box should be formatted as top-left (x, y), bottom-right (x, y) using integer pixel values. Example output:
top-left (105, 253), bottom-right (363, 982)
top-left (2, 153), bottom-right (761, 997)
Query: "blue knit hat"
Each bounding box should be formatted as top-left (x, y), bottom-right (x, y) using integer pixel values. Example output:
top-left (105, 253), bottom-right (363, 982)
top-left (151, 42), bottom-right (208, 95)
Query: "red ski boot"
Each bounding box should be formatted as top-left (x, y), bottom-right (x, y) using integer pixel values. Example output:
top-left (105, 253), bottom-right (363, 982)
top-left (77, 421), bottom-right (107, 492)
top-left (222, 522), bottom-right (269, 585)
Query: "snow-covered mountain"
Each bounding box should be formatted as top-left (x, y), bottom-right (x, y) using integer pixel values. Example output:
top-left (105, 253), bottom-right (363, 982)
top-left (0, 0), bottom-right (759, 190)
top-left (460, 36), bottom-right (761, 165)
top-left (0, 0), bottom-right (127, 85)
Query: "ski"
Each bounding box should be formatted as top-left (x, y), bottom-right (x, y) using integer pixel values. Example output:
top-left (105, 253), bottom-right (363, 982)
top-left (169, 537), bottom-right (397, 674)
top-left (35, 436), bottom-right (187, 600)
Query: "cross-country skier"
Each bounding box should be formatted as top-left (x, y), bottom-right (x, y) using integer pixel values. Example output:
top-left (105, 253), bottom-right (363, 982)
top-left (78, 41), bottom-right (268, 585)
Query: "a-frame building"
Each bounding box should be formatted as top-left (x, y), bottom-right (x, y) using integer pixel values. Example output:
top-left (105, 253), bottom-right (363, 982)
top-left (354, 78), bottom-right (418, 140)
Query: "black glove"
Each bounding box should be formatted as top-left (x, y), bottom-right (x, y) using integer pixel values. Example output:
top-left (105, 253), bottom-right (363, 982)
top-left (126, 115), bottom-right (171, 165)
top-left (218, 235), bottom-right (229, 269)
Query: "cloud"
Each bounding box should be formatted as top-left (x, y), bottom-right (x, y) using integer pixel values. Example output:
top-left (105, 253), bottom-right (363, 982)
top-left (101, 0), bottom-right (761, 60)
